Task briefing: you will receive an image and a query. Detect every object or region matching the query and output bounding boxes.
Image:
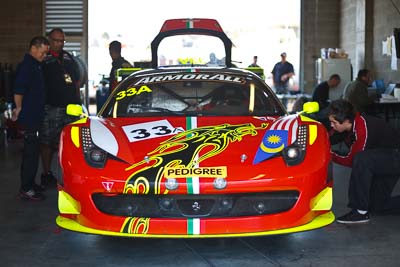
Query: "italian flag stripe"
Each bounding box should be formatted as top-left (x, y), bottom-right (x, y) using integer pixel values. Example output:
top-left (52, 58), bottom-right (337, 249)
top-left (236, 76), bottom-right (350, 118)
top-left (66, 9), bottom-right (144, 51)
top-left (187, 218), bottom-right (200, 235)
top-left (186, 20), bottom-right (194, 28)
top-left (185, 116), bottom-right (199, 195)
top-left (187, 68), bottom-right (198, 73)
top-left (186, 117), bottom-right (200, 235)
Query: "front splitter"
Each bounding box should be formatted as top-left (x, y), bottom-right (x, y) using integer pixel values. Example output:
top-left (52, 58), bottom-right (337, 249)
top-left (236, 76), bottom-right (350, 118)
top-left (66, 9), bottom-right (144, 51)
top-left (56, 211), bottom-right (335, 238)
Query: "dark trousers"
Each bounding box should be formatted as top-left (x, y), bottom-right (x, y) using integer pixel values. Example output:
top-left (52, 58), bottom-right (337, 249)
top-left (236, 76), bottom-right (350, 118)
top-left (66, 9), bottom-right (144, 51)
top-left (348, 148), bottom-right (400, 212)
top-left (20, 129), bottom-right (40, 192)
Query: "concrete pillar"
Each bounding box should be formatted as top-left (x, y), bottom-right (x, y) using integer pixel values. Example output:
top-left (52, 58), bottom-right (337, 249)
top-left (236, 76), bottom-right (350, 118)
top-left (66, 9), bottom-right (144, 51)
top-left (354, 0), bottom-right (366, 74)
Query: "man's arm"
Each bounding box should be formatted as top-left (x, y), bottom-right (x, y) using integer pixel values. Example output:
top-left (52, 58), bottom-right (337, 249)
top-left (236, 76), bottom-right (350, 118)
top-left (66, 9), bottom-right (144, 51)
top-left (312, 84), bottom-right (323, 106)
top-left (281, 63), bottom-right (294, 82)
top-left (281, 72), bottom-right (294, 82)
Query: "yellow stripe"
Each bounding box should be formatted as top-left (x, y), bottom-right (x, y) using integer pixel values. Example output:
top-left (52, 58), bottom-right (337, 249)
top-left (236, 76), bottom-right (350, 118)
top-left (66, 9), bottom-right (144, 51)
top-left (299, 115), bottom-right (317, 122)
top-left (260, 142), bottom-right (284, 153)
top-left (308, 124), bottom-right (317, 145)
top-left (71, 126), bottom-right (80, 148)
top-left (71, 118), bottom-right (87, 124)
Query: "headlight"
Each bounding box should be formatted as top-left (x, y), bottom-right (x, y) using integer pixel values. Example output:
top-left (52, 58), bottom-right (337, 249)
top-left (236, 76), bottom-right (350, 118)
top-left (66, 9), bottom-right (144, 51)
top-left (82, 127), bottom-right (108, 168)
top-left (282, 145), bottom-right (305, 166)
top-left (286, 147), bottom-right (300, 158)
top-left (282, 125), bottom-right (307, 166)
top-left (89, 149), bottom-right (106, 162)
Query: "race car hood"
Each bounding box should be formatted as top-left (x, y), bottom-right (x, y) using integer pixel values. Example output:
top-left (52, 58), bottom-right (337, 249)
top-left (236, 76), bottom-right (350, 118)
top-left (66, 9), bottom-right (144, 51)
top-left (89, 115), bottom-right (301, 166)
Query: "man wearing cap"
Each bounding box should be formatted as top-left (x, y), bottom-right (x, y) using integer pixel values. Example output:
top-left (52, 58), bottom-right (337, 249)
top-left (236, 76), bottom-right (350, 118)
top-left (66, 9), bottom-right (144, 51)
top-left (271, 52), bottom-right (295, 94)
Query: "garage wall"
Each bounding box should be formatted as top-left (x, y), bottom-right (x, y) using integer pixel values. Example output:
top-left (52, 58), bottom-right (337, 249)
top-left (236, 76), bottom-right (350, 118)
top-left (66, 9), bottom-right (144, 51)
top-left (340, 0), bottom-right (373, 79)
top-left (340, 0), bottom-right (400, 85)
top-left (0, 0), bottom-right (44, 68)
top-left (371, 0), bottom-right (400, 84)
top-left (302, 0), bottom-right (341, 93)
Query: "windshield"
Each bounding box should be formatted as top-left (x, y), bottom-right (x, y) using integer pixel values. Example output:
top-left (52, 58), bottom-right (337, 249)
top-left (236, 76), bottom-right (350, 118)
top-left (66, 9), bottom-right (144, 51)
top-left (100, 71), bottom-right (285, 118)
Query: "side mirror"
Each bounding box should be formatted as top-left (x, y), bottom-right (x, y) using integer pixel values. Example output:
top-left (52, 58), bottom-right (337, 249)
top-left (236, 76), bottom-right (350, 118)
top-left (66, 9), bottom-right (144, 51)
top-left (302, 102), bottom-right (319, 114)
top-left (66, 104), bottom-right (87, 117)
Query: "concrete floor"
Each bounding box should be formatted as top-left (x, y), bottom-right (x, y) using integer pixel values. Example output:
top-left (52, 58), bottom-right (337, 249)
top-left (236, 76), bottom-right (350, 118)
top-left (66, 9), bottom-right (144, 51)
top-left (1, 138), bottom-right (400, 267)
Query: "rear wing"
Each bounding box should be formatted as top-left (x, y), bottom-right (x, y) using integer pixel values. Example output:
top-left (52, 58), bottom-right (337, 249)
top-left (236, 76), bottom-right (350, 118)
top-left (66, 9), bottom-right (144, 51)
top-left (115, 19), bottom-right (265, 83)
top-left (151, 18), bottom-right (233, 68)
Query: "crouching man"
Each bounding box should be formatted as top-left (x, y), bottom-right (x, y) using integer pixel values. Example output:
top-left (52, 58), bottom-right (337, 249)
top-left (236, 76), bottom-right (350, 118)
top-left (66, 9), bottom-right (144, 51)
top-left (328, 99), bottom-right (400, 223)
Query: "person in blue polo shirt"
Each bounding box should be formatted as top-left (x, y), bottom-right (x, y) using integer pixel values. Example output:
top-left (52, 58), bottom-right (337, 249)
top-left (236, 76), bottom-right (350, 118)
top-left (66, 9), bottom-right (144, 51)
top-left (271, 52), bottom-right (294, 94)
top-left (13, 36), bottom-right (50, 201)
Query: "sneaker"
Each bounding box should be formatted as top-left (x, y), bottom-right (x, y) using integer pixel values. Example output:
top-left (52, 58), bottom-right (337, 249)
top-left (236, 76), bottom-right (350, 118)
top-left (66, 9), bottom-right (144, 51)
top-left (336, 210), bottom-right (370, 224)
top-left (19, 189), bottom-right (45, 201)
top-left (33, 183), bottom-right (46, 192)
top-left (41, 172), bottom-right (57, 187)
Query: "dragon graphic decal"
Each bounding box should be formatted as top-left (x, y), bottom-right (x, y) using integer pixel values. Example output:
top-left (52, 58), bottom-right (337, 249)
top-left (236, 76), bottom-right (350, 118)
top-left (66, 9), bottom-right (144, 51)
top-left (123, 122), bottom-right (267, 195)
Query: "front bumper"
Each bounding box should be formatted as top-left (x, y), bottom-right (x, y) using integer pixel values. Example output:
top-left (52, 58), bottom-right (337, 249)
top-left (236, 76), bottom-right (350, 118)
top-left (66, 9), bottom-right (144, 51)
top-left (56, 187), bottom-right (334, 237)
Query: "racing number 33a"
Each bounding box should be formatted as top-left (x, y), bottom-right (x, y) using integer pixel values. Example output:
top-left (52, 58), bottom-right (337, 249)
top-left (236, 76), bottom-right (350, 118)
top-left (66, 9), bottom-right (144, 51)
top-left (115, 85), bottom-right (152, 101)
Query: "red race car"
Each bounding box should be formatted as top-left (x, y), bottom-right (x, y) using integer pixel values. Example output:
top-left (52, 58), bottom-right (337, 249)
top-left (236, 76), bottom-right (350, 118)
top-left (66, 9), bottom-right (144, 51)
top-left (57, 18), bottom-right (334, 237)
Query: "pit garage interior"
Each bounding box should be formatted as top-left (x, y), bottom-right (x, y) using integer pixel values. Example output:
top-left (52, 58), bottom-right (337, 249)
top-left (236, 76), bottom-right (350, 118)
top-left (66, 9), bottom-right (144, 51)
top-left (1, 0), bottom-right (400, 266)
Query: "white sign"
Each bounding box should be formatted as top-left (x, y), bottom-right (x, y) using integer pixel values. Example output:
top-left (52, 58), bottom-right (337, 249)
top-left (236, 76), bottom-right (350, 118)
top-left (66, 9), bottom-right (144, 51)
top-left (122, 119), bottom-right (183, 142)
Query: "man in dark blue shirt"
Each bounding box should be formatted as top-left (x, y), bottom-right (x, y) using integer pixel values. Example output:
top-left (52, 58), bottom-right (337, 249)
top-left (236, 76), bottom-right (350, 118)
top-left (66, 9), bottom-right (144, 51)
top-left (312, 74), bottom-right (341, 109)
top-left (312, 74), bottom-right (341, 129)
top-left (40, 28), bottom-right (81, 187)
top-left (13, 36), bottom-right (50, 201)
top-left (109, 40), bottom-right (133, 92)
top-left (271, 52), bottom-right (294, 94)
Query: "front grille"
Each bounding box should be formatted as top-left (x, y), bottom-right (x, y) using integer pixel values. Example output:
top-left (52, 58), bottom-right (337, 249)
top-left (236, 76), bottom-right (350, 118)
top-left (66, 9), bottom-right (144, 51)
top-left (92, 191), bottom-right (299, 218)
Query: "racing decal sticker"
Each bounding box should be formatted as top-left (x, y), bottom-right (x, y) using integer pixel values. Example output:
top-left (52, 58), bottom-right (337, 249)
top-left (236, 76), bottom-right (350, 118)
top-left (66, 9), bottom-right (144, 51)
top-left (253, 130), bottom-right (288, 164)
top-left (308, 124), bottom-right (317, 145)
top-left (128, 177), bottom-right (150, 194)
top-left (253, 116), bottom-right (298, 164)
top-left (70, 126), bottom-right (80, 148)
top-left (115, 85), bottom-right (152, 101)
top-left (101, 181), bottom-right (114, 192)
top-left (90, 119), bottom-right (119, 156)
top-left (120, 217), bottom-right (150, 235)
top-left (186, 117), bottom-right (199, 195)
top-left (134, 74), bottom-right (246, 86)
top-left (122, 119), bottom-right (184, 143)
top-left (121, 121), bottom-right (267, 235)
top-left (269, 115), bottom-right (298, 144)
top-left (186, 19), bottom-right (194, 28)
top-left (187, 218), bottom-right (200, 235)
top-left (165, 166), bottom-right (227, 178)
top-left (123, 122), bottom-right (267, 195)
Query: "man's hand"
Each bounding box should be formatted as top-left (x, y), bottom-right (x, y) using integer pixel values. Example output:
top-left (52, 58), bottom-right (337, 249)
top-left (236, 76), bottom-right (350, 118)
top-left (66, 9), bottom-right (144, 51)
top-left (12, 107), bottom-right (21, 121)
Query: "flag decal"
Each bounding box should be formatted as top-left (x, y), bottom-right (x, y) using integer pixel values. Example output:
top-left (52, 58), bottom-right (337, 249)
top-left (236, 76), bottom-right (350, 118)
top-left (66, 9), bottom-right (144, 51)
top-left (253, 129), bottom-right (288, 164)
